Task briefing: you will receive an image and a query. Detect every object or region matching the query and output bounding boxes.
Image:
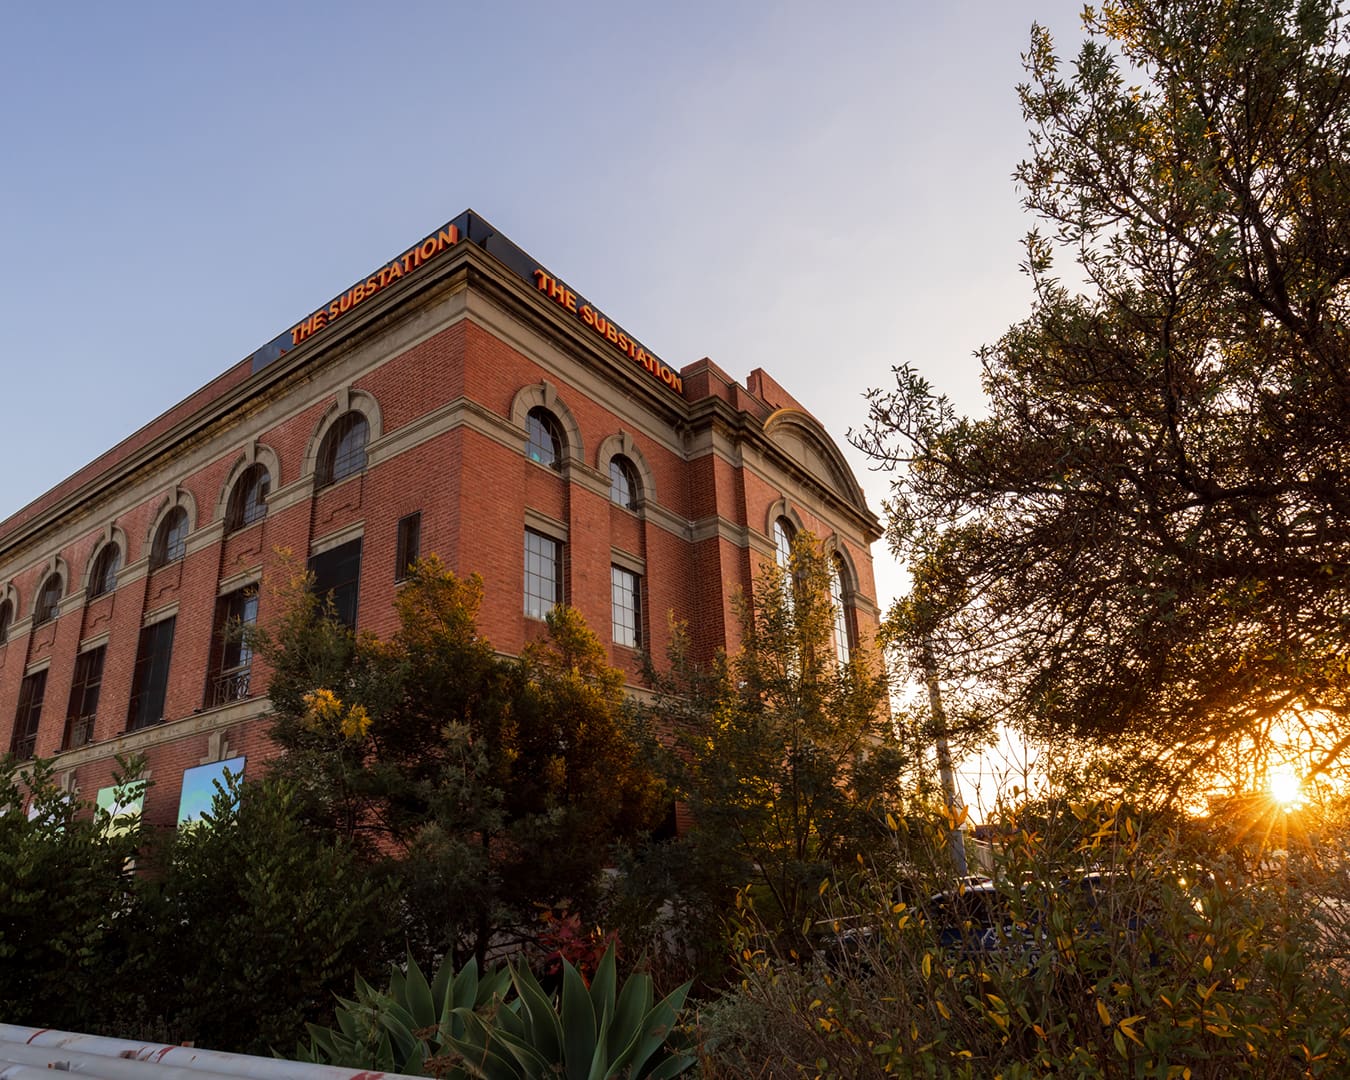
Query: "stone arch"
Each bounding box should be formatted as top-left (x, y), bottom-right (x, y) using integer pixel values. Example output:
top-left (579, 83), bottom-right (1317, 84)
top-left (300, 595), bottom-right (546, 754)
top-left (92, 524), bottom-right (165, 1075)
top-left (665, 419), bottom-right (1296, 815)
top-left (82, 524), bottom-right (130, 594)
top-left (595, 431), bottom-right (656, 507)
top-left (510, 381), bottom-right (584, 467)
top-left (821, 534), bottom-right (859, 595)
top-left (30, 555), bottom-right (70, 620)
top-left (764, 497), bottom-right (807, 541)
top-left (303, 387), bottom-right (383, 480)
top-left (763, 408), bottom-right (869, 516)
top-left (215, 442), bottom-right (282, 523)
top-left (145, 486), bottom-right (198, 554)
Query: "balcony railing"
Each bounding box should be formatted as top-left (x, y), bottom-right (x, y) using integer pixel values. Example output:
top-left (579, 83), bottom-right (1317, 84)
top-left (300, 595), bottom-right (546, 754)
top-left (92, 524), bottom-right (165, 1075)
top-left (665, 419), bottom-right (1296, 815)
top-left (64, 713), bottom-right (96, 750)
top-left (10, 732), bottom-right (36, 761)
top-left (209, 666), bottom-right (253, 709)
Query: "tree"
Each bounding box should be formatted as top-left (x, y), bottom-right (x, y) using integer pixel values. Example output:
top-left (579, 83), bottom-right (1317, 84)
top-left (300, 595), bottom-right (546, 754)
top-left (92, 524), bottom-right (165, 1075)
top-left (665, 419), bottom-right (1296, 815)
top-left (0, 757), bottom-right (145, 1033)
top-left (255, 556), bottom-right (665, 964)
top-left (650, 534), bottom-right (901, 947)
top-left (855, 0), bottom-right (1350, 795)
top-left (144, 774), bottom-right (391, 1055)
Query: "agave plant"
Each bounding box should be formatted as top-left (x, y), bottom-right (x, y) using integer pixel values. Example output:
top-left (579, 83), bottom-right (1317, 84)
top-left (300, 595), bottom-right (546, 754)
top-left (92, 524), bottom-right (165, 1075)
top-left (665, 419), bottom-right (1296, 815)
top-left (300, 944), bottom-right (694, 1079)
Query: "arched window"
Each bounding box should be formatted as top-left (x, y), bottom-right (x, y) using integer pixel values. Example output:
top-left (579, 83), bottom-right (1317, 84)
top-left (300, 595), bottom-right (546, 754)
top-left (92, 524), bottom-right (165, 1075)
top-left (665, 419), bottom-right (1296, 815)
top-left (89, 543), bottom-right (121, 598)
top-left (609, 455), bottom-right (640, 510)
top-left (316, 412), bottom-right (369, 487)
top-left (773, 517), bottom-right (795, 572)
top-left (829, 555), bottom-right (852, 665)
top-left (0, 598), bottom-right (12, 643)
top-left (151, 507), bottom-right (189, 569)
top-left (34, 575), bottom-right (62, 625)
top-left (525, 407), bottom-right (564, 470)
top-left (226, 464), bottom-right (271, 531)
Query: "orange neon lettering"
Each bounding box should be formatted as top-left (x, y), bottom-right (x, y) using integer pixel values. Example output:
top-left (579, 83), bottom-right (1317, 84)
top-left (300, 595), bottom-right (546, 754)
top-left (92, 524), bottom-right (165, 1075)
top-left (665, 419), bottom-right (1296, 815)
top-left (420, 238), bottom-right (438, 260)
top-left (438, 226), bottom-right (458, 248)
top-left (581, 305), bottom-right (596, 326)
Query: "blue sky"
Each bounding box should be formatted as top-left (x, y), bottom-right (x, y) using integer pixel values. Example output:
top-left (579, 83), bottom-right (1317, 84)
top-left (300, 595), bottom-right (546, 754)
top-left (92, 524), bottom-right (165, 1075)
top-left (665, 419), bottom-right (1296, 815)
top-left (0, 1), bottom-right (1084, 626)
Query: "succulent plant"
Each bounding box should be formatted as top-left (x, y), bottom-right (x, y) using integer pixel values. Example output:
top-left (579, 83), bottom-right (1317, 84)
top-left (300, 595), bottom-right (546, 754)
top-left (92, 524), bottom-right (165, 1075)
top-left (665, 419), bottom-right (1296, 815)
top-left (299, 944), bottom-right (693, 1079)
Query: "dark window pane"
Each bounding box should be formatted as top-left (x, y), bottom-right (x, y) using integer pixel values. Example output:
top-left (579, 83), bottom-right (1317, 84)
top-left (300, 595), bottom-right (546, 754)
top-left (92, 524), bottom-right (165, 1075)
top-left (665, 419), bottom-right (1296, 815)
top-left (90, 544), bottom-right (120, 598)
top-left (317, 412), bottom-right (369, 487)
top-left (609, 456), bottom-right (640, 510)
top-left (65, 646), bottom-right (105, 749)
top-left (0, 600), bottom-right (10, 643)
top-left (396, 512), bottom-right (421, 581)
top-left (128, 617), bottom-right (176, 731)
top-left (34, 576), bottom-right (62, 625)
top-left (309, 539), bottom-right (363, 630)
top-left (524, 529), bottom-right (561, 619)
top-left (526, 408), bottom-right (563, 470)
top-left (152, 508), bottom-right (189, 568)
top-left (226, 464), bottom-right (270, 531)
top-left (11, 671), bottom-right (47, 760)
top-left (209, 590), bottom-right (258, 707)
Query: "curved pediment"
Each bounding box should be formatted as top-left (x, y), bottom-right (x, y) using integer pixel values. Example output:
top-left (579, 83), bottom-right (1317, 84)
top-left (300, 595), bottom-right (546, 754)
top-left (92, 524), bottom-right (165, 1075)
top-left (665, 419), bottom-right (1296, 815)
top-left (762, 408), bottom-right (869, 515)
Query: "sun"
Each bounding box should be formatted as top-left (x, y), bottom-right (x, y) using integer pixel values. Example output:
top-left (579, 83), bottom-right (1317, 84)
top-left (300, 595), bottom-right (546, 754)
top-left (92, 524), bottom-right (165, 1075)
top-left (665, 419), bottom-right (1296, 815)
top-left (1266, 763), bottom-right (1305, 810)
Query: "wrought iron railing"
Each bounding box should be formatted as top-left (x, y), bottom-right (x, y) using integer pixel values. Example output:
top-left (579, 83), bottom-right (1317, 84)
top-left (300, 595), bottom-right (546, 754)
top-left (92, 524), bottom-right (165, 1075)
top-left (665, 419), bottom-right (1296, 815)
top-left (209, 666), bottom-right (253, 708)
top-left (65, 713), bottom-right (96, 749)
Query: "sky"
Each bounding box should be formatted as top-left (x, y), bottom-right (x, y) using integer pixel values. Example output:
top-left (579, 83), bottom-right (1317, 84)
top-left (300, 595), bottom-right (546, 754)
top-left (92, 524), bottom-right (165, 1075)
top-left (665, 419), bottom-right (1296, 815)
top-left (1, 2), bottom-right (1088, 798)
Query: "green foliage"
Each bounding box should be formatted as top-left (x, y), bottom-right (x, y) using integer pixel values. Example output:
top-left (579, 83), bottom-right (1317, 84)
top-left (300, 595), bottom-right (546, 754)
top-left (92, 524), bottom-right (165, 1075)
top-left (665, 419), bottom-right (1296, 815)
top-left (854, 0), bottom-right (1350, 791)
top-left (143, 773), bottom-right (391, 1055)
top-left (303, 943), bottom-right (695, 1079)
top-left (697, 795), bottom-right (1350, 1078)
top-left (638, 533), bottom-right (902, 959)
top-left (0, 755), bottom-right (146, 1031)
top-left (255, 555), bottom-right (665, 965)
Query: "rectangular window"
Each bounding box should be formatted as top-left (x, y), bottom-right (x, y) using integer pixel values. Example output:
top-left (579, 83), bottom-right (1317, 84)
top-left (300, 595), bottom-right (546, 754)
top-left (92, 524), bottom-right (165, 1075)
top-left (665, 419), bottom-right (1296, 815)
top-left (128, 617), bottom-right (176, 732)
top-left (524, 529), bottom-right (562, 620)
top-left (207, 590), bottom-right (258, 708)
top-left (64, 646), bottom-right (105, 749)
top-left (611, 566), bottom-right (641, 649)
top-left (309, 538), bottom-right (363, 630)
top-left (395, 512), bottom-right (421, 581)
top-left (10, 671), bottom-right (47, 761)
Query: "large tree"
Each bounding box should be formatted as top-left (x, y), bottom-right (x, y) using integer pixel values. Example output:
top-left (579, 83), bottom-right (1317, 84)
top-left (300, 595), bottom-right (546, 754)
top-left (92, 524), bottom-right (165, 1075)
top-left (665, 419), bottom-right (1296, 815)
top-left (254, 557), bottom-right (665, 964)
top-left (855, 0), bottom-right (1350, 793)
top-left (649, 534), bottom-right (901, 947)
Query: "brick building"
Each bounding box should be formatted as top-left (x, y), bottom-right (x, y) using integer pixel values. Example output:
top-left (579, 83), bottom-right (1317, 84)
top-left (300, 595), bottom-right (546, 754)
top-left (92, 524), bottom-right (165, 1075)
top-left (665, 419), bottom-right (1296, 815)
top-left (0, 211), bottom-right (882, 828)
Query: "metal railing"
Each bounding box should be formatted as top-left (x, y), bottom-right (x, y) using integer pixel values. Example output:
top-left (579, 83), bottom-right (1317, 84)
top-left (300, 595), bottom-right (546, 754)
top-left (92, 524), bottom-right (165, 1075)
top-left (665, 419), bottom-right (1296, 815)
top-left (209, 666), bottom-right (253, 708)
top-left (65, 713), bottom-right (96, 750)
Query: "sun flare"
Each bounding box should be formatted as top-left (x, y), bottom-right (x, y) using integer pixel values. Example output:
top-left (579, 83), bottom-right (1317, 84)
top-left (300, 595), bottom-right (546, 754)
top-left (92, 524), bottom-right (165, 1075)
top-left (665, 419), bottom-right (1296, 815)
top-left (1266, 763), bottom-right (1304, 809)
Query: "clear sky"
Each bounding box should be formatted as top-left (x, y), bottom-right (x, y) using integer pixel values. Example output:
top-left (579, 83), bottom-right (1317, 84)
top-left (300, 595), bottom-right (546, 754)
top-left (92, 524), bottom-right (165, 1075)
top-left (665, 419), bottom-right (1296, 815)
top-left (1, 2), bottom-right (1086, 790)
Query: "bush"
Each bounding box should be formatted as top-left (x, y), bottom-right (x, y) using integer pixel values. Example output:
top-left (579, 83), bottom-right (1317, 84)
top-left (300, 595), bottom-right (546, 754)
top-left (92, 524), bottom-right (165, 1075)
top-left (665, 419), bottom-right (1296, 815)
top-left (693, 802), bottom-right (1350, 1078)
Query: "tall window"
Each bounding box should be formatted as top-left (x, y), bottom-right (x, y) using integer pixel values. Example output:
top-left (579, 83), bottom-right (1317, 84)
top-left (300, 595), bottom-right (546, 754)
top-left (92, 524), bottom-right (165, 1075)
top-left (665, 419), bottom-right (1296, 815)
top-left (309, 538), bottom-right (363, 630)
top-left (151, 507), bottom-right (189, 569)
top-left (395, 512), bottom-right (421, 581)
top-left (89, 544), bottom-right (120, 598)
top-left (128, 617), bottom-right (176, 732)
top-left (773, 517), bottom-right (795, 572)
top-left (0, 599), bottom-right (10, 643)
top-left (525, 408), bottom-right (563, 470)
top-left (64, 646), bottom-right (105, 749)
top-left (34, 575), bottom-right (62, 625)
top-left (609, 455), bottom-right (640, 510)
top-left (10, 671), bottom-right (46, 761)
top-left (829, 556), bottom-right (852, 665)
top-left (524, 529), bottom-right (562, 619)
top-left (316, 412), bottom-right (369, 487)
top-left (209, 590), bottom-right (258, 707)
top-left (611, 566), bottom-right (641, 649)
top-left (226, 464), bottom-right (270, 531)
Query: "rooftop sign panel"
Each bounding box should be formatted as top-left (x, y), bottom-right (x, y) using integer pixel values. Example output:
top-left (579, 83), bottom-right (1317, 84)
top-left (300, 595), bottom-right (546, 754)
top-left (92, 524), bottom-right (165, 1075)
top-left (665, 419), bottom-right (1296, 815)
top-left (247, 210), bottom-right (681, 394)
